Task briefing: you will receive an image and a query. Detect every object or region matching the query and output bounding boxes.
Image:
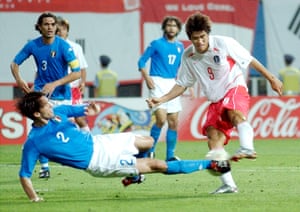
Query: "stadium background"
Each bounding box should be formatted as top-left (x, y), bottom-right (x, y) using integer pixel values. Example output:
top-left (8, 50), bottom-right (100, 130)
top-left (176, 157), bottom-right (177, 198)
top-left (0, 0), bottom-right (299, 144)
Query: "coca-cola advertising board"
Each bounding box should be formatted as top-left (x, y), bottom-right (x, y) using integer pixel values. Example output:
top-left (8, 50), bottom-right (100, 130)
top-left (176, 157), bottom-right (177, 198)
top-left (178, 96), bottom-right (300, 140)
top-left (0, 96), bottom-right (299, 145)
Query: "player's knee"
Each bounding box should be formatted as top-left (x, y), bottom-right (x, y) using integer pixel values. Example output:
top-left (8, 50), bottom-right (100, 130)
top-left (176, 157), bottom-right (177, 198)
top-left (151, 159), bottom-right (167, 172)
top-left (167, 120), bottom-right (178, 129)
top-left (146, 136), bottom-right (154, 147)
top-left (207, 127), bottom-right (224, 141)
top-left (228, 110), bottom-right (246, 126)
top-left (135, 135), bottom-right (153, 150)
top-left (156, 119), bottom-right (166, 128)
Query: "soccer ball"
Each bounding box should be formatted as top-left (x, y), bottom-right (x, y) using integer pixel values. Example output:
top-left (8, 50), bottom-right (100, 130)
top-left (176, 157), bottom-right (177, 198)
top-left (205, 149), bottom-right (230, 161)
top-left (205, 149), bottom-right (231, 176)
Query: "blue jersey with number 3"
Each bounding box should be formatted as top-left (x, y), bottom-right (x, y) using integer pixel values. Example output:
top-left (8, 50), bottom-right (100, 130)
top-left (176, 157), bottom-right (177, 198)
top-left (138, 36), bottom-right (184, 78)
top-left (13, 36), bottom-right (80, 100)
top-left (19, 105), bottom-right (94, 178)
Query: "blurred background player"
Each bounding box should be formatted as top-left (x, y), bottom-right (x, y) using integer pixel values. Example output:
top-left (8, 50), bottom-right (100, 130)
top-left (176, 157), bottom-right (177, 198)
top-left (94, 55), bottom-right (118, 97)
top-left (10, 12), bottom-right (81, 178)
top-left (278, 54), bottom-right (300, 95)
top-left (138, 16), bottom-right (185, 161)
top-left (147, 12), bottom-right (283, 194)
top-left (56, 16), bottom-right (90, 132)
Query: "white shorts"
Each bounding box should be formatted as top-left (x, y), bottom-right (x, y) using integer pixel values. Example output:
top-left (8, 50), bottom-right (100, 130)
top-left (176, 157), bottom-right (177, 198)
top-left (150, 77), bottom-right (182, 113)
top-left (86, 132), bottom-right (139, 177)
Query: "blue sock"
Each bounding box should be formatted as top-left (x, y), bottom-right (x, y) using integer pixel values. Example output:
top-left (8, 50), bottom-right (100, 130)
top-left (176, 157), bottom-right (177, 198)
top-left (166, 129), bottom-right (177, 160)
top-left (166, 160), bottom-right (211, 174)
top-left (134, 152), bottom-right (148, 158)
top-left (149, 124), bottom-right (161, 153)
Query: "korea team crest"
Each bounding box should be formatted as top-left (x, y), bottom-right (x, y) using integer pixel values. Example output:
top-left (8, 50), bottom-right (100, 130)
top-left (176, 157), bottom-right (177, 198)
top-left (213, 55), bottom-right (220, 65)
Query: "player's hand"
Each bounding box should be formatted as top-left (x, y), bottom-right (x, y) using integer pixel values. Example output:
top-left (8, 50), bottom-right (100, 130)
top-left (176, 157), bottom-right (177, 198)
top-left (31, 196), bottom-right (44, 203)
top-left (146, 98), bottom-right (161, 109)
top-left (42, 82), bottom-right (56, 98)
top-left (85, 102), bottom-right (101, 116)
top-left (270, 77), bottom-right (283, 96)
top-left (16, 79), bottom-right (31, 94)
top-left (79, 82), bottom-right (85, 94)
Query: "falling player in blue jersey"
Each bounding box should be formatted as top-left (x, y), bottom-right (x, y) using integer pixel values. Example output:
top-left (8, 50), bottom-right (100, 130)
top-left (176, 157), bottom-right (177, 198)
top-left (138, 16), bottom-right (193, 161)
top-left (10, 12), bottom-right (81, 179)
top-left (16, 91), bottom-right (230, 202)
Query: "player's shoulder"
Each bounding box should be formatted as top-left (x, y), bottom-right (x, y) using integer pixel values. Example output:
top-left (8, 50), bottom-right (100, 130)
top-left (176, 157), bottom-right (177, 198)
top-left (175, 39), bottom-right (184, 48)
top-left (211, 35), bottom-right (237, 45)
top-left (67, 39), bottom-right (83, 52)
top-left (182, 44), bottom-right (194, 58)
top-left (150, 37), bottom-right (164, 45)
top-left (209, 35), bottom-right (238, 51)
top-left (55, 36), bottom-right (71, 47)
top-left (24, 37), bottom-right (41, 48)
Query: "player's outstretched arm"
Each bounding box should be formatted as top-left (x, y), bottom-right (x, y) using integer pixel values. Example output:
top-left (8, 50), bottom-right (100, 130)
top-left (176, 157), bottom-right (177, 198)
top-left (84, 102), bottom-right (101, 116)
top-left (146, 84), bottom-right (186, 109)
top-left (20, 177), bottom-right (43, 202)
top-left (250, 58), bottom-right (283, 96)
top-left (42, 71), bottom-right (81, 97)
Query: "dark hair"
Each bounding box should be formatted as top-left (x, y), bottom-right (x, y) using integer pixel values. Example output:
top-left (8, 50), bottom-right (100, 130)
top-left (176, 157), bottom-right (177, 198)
top-left (99, 55), bottom-right (111, 67)
top-left (284, 54), bottom-right (294, 65)
top-left (16, 92), bottom-right (45, 120)
top-left (161, 16), bottom-right (182, 35)
top-left (185, 12), bottom-right (212, 39)
top-left (35, 12), bottom-right (57, 33)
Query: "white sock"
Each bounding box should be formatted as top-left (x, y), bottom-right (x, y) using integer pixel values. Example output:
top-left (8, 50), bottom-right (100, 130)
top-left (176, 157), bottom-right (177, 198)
top-left (237, 121), bottom-right (254, 150)
top-left (80, 126), bottom-right (90, 132)
top-left (220, 171), bottom-right (237, 188)
top-left (41, 163), bottom-right (49, 169)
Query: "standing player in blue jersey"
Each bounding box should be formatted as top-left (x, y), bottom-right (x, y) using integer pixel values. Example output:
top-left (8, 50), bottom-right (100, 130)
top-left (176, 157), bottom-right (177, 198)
top-left (138, 16), bottom-right (188, 161)
top-left (16, 91), bottom-right (230, 202)
top-left (10, 12), bottom-right (81, 179)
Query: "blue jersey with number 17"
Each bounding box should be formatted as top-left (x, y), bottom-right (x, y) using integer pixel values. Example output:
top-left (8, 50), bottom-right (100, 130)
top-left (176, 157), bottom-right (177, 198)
top-left (138, 36), bottom-right (184, 78)
top-left (13, 36), bottom-right (80, 100)
top-left (19, 105), bottom-right (94, 178)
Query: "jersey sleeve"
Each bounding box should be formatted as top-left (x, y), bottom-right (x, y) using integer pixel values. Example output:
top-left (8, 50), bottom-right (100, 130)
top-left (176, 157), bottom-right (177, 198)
top-left (223, 37), bottom-right (253, 69)
top-left (13, 42), bottom-right (33, 65)
top-left (54, 105), bottom-right (86, 118)
top-left (176, 54), bottom-right (196, 88)
top-left (138, 41), bottom-right (156, 70)
top-left (63, 41), bottom-right (80, 72)
top-left (19, 139), bottom-right (40, 178)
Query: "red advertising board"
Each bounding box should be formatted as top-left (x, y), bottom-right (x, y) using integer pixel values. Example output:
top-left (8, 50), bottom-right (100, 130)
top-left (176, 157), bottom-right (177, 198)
top-left (141, 0), bottom-right (258, 29)
top-left (0, 0), bottom-right (139, 12)
top-left (0, 101), bottom-right (28, 145)
top-left (1, 96), bottom-right (299, 145)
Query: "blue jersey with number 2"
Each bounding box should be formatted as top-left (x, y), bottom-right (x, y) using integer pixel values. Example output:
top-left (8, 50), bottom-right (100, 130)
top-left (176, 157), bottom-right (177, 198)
top-left (19, 105), bottom-right (93, 178)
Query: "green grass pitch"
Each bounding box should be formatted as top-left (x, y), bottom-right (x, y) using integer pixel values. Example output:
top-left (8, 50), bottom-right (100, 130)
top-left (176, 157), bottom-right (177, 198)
top-left (0, 139), bottom-right (300, 212)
